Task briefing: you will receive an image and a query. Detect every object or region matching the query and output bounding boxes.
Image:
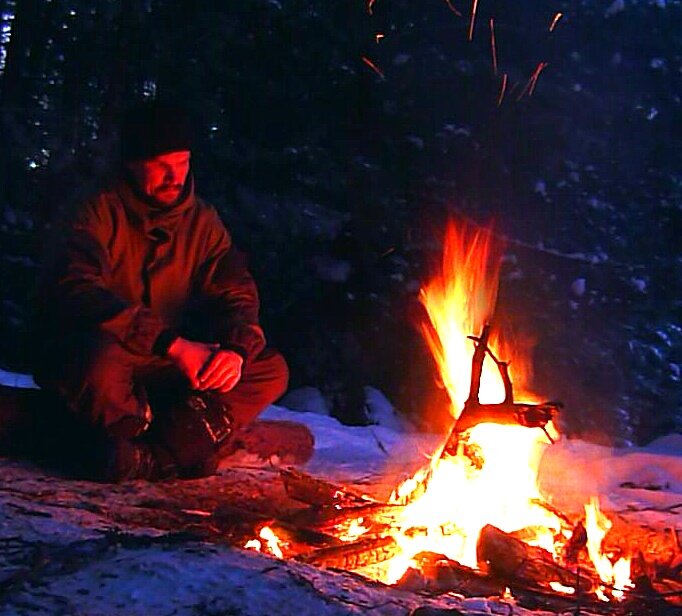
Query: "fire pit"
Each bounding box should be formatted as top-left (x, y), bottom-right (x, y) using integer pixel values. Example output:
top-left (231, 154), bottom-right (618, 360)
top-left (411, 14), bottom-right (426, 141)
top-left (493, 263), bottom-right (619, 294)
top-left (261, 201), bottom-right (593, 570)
top-left (241, 221), bottom-right (681, 613)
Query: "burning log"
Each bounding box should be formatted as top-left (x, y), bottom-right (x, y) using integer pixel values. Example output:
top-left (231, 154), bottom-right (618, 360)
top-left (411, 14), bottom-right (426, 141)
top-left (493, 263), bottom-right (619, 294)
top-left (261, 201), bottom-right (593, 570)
top-left (296, 535), bottom-right (400, 570)
top-left (477, 525), bottom-right (598, 594)
top-left (398, 551), bottom-right (506, 596)
top-left (284, 502), bottom-right (401, 537)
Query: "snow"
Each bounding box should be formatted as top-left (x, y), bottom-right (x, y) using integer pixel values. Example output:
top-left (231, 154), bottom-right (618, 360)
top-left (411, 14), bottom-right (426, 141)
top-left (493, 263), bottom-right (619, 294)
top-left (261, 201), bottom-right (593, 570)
top-left (0, 370), bottom-right (680, 614)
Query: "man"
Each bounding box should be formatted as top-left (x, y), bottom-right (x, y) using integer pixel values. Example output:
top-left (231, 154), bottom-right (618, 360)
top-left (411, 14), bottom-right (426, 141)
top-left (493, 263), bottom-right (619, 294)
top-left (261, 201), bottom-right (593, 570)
top-left (31, 101), bottom-right (312, 481)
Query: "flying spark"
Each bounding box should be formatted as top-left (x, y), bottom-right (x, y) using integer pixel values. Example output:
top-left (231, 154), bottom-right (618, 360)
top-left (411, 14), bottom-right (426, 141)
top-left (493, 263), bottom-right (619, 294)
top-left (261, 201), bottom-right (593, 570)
top-left (517, 62), bottom-right (549, 100)
top-left (549, 12), bottom-right (563, 32)
top-left (368, 0), bottom-right (377, 15)
top-left (497, 73), bottom-right (508, 107)
top-left (375, 33), bottom-right (385, 44)
top-left (362, 56), bottom-right (385, 80)
top-left (528, 61), bottom-right (549, 96)
top-left (444, 0), bottom-right (462, 16)
top-left (468, 0), bottom-right (479, 41)
top-left (489, 18), bottom-right (498, 75)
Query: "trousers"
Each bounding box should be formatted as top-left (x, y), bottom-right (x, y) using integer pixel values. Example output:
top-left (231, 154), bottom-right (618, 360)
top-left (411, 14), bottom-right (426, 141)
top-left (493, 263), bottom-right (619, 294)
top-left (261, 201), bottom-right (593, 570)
top-left (31, 332), bottom-right (289, 475)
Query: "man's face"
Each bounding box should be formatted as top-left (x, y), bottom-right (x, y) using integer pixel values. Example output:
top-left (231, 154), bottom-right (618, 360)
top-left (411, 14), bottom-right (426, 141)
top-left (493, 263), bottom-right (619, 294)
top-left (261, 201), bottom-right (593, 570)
top-left (127, 150), bottom-right (191, 206)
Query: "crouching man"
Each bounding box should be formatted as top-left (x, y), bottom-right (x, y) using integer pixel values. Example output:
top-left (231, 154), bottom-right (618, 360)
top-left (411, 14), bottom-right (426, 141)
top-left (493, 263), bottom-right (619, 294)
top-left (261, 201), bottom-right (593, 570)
top-left (31, 101), bottom-right (312, 481)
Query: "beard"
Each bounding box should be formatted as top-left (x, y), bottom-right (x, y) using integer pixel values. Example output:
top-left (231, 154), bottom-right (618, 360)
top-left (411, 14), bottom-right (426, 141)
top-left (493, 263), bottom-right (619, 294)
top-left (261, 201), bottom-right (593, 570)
top-left (152, 184), bottom-right (184, 205)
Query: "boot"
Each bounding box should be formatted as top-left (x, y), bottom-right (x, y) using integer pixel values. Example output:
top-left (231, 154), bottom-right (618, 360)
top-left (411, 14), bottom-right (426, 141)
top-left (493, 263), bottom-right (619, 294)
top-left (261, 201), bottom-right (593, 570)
top-left (102, 438), bottom-right (178, 482)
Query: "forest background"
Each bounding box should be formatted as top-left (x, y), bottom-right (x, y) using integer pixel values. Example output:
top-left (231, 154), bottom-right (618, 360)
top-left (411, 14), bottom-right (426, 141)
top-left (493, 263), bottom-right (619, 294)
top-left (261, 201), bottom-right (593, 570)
top-left (0, 0), bottom-right (679, 445)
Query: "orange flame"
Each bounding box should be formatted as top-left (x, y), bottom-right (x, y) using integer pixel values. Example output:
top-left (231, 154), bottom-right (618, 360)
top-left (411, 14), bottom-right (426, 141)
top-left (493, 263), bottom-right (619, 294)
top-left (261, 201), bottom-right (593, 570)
top-left (368, 220), bottom-right (563, 581)
top-left (244, 525), bottom-right (285, 559)
top-left (585, 497), bottom-right (632, 600)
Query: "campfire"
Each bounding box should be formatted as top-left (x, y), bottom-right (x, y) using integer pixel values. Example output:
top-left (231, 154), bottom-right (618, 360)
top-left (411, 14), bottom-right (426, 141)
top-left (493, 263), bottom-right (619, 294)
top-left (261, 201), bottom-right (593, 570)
top-left (243, 221), bottom-right (679, 611)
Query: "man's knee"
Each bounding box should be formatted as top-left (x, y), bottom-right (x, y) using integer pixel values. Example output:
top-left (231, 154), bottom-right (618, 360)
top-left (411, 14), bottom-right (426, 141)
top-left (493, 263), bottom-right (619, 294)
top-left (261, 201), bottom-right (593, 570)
top-left (250, 349), bottom-right (289, 404)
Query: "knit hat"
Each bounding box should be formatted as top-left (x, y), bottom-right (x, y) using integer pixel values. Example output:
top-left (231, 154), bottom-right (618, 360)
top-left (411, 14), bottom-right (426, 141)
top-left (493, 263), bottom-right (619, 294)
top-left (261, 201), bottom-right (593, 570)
top-left (120, 101), bottom-right (194, 161)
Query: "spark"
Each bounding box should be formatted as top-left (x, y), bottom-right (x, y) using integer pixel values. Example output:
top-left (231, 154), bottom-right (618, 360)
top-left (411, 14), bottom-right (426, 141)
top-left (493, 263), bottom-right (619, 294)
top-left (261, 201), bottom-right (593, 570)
top-left (375, 32), bottom-right (385, 44)
top-left (368, 0), bottom-right (376, 15)
top-left (549, 12), bottom-right (563, 32)
top-left (443, 0), bottom-right (462, 16)
top-left (496, 73), bottom-right (508, 107)
top-left (468, 0), bottom-right (479, 41)
top-left (362, 55), bottom-right (385, 80)
top-left (517, 62), bottom-right (548, 101)
top-left (489, 18), bottom-right (498, 75)
top-left (528, 61), bottom-right (549, 96)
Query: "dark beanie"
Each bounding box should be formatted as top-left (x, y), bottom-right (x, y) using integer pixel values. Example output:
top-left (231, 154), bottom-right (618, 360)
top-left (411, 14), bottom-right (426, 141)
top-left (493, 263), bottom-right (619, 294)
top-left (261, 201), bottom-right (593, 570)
top-left (120, 101), bottom-right (194, 161)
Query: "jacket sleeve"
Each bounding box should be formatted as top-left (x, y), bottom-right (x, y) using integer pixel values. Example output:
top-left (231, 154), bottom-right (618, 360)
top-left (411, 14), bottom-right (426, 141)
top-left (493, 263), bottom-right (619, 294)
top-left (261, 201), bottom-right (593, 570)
top-left (195, 212), bottom-right (266, 363)
top-left (54, 204), bottom-right (167, 356)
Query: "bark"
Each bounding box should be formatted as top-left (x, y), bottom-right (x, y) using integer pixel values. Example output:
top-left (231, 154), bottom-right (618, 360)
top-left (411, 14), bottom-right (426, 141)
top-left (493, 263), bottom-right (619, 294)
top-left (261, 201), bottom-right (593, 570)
top-left (476, 524), bottom-right (597, 593)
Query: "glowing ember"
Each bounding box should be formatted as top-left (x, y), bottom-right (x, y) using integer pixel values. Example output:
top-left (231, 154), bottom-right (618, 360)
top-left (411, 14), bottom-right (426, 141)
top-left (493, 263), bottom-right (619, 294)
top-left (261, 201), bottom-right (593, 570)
top-left (585, 497), bottom-right (632, 600)
top-left (338, 517), bottom-right (370, 542)
top-left (468, 0), bottom-right (479, 42)
top-left (550, 581), bottom-right (576, 595)
top-left (549, 12), bottom-right (563, 32)
top-left (518, 62), bottom-right (549, 100)
top-left (367, 0), bottom-right (377, 16)
top-left (361, 56), bottom-right (385, 80)
top-left (375, 33), bottom-right (385, 44)
top-left (497, 73), bottom-right (508, 107)
top-left (489, 18), bottom-right (498, 75)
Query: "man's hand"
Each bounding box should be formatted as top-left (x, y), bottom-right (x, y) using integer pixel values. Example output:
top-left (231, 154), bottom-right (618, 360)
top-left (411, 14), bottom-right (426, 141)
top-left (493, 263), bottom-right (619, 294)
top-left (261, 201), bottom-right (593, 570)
top-left (195, 349), bottom-right (244, 393)
top-left (166, 337), bottom-right (243, 393)
top-left (166, 337), bottom-right (219, 389)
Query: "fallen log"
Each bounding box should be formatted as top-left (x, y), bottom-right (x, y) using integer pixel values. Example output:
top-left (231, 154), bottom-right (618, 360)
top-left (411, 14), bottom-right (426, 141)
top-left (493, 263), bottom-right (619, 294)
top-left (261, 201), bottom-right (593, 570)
top-left (477, 524), bottom-right (597, 594)
top-left (296, 535), bottom-right (400, 570)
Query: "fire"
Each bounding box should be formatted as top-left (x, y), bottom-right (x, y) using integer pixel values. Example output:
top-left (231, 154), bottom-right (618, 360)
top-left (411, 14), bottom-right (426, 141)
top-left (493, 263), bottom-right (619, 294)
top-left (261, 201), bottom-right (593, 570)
top-left (364, 220), bottom-right (630, 599)
top-left (244, 525), bottom-right (285, 559)
top-left (584, 497), bottom-right (632, 600)
top-left (241, 220), bottom-right (632, 603)
top-left (418, 222), bottom-right (533, 414)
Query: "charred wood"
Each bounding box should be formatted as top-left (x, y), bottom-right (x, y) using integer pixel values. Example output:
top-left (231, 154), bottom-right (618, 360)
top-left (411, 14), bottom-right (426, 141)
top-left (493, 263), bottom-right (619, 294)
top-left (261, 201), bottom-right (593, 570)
top-left (280, 468), bottom-right (376, 508)
top-left (397, 552), bottom-right (505, 597)
top-left (296, 535), bottom-right (399, 570)
top-left (477, 524), bottom-right (597, 593)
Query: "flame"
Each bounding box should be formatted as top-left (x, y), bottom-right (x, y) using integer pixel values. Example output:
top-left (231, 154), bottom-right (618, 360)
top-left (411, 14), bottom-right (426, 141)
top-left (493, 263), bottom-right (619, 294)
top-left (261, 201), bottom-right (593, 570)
top-left (368, 221), bottom-right (563, 583)
top-left (418, 222), bottom-right (533, 415)
top-left (359, 221), bottom-right (628, 602)
top-left (244, 526), bottom-right (285, 559)
top-left (337, 517), bottom-right (370, 542)
top-left (584, 497), bottom-right (632, 600)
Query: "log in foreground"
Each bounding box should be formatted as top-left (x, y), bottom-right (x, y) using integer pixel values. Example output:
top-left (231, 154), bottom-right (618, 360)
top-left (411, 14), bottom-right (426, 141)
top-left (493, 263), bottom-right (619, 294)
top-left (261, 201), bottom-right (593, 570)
top-left (297, 535), bottom-right (400, 570)
top-left (477, 524), bottom-right (597, 593)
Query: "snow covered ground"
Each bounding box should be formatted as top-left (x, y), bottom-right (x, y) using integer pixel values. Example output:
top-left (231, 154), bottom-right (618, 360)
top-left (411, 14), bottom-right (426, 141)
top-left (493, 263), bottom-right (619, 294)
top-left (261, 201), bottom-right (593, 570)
top-left (0, 371), bottom-right (679, 615)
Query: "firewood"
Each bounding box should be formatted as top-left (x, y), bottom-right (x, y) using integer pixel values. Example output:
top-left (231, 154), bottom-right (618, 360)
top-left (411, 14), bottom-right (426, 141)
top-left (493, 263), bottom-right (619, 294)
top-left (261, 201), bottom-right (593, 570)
top-left (279, 468), bottom-right (375, 507)
top-left (284, 502), bottom-right (402, 536)
top-left (397, 551), bottom-right (505, 596)
top-left (563, 521), bottom-right (588, 564)
top-left (296, 535), bottom-right (400, 570)
top-left (477, 524), bottom-right (597, 593)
